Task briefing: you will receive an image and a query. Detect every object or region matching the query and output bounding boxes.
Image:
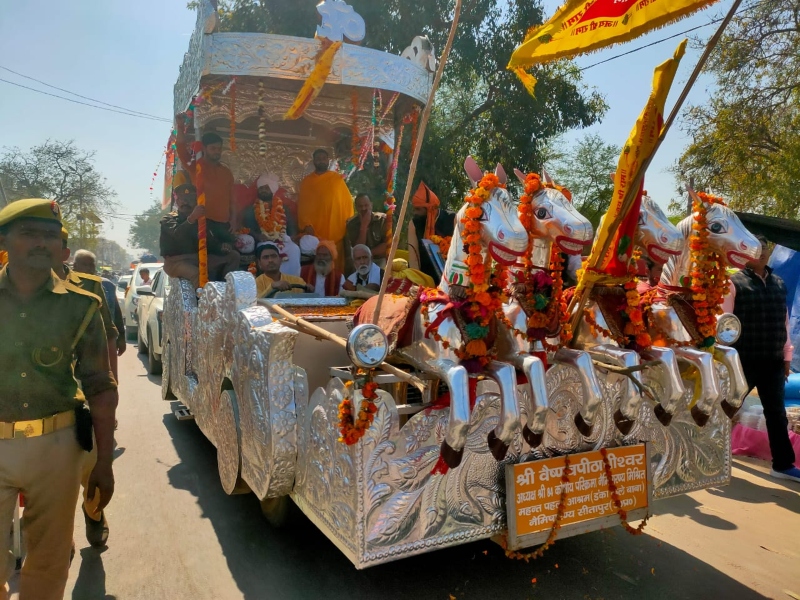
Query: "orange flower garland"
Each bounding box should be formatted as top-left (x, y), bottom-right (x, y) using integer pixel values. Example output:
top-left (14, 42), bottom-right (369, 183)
top-left (600, 448), bottom-right (649, 535)
top-left (621, 251), bottom-right (652, 349)
top-left (462, 173), bottom-right (502, 295)
top-left (338, 372), bottom-right (379, 445)
top-left (502, 453), bottom-right (571, 560)
top-left (430, 234), bottom-right (452, 258)
top-left (689, 193), bottom-right (729, 348)
top-left (255, 196), bottom-right (287, 240)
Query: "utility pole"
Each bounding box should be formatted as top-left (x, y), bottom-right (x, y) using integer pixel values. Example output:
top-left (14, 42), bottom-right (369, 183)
top-left (687, 175), bottom-right (695, 216)
top-left (0, 176), bottom-right (8, 208)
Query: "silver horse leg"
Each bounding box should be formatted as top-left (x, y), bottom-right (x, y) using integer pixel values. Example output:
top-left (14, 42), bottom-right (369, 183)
top-left (673, 347), bottom-right (721, 426)
top-left (438, 361), bottom-right (471, 468)
top-left (713, 345), bottom-right (749, 418)
top-left (518, 354), bottom-right (548, 448)
top-left (485, 361), bottom-right (522, 461)
top-left (585, 344), bottom-right (643, 435)
top-left (639, 346), bottom-right (685, 426)
top-left (554, 348), bottom-right (605, 437)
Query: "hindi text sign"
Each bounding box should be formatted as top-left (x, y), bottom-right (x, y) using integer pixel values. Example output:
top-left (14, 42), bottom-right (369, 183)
top-left (506, 444), bottom-right (651, 550)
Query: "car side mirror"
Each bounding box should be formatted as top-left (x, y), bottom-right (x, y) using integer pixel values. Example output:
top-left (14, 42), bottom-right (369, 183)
top-left (136, 285), bottom-right (154, 296)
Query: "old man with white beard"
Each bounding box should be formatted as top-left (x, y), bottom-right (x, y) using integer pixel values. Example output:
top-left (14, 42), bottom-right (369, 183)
top-left (343, 244), bottom-right (383, 293)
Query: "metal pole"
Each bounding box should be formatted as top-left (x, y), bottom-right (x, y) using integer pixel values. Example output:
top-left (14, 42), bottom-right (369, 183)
top-left (0, 176), bottom-right (8, 208)
top-left (370, 0), bottom-right (462, 323)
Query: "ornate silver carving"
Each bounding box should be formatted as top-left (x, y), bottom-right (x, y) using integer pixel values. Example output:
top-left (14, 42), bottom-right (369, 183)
top-left (291, 378), bottom-right (527, 568)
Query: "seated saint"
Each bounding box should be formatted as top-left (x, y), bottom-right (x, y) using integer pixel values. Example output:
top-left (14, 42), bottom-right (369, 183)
top-left (160, 171), bottom-right (240, 290)
top-left (301, 240), bottom-right (345, 297)
top-left (241, 172), bottom-right (301, 276)
top-left (343, 244), bottom-right (383, 293)
top-left (255, 241), bottom-right (310, 298)
top-left (343, 193), bottom-right (388, 272)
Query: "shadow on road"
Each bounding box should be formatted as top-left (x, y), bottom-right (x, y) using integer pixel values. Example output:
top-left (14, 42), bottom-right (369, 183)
top-left (71, 548), bottom-right (115, 600)
top-left (159, 405), bottom-right (771, 600)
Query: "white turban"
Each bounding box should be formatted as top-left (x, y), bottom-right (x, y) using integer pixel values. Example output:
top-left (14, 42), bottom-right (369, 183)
top-left (299, 235), bottom-right (320, 257)
top-left (256, 173), bottom-right (280, 193)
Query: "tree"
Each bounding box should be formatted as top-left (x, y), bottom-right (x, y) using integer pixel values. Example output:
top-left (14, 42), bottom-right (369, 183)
top-left (0, 140), bottom-right (117, 228)
top-left (128, 201), bottom-right (166, 254)
top-left (548, 133), bottom-right (620, 228)
top-left (95, 238), bottom-right (132, 271)
top-left (191, 0), bottom-right (607, 207)
top-left (674, 0), bottom-right (800, 218)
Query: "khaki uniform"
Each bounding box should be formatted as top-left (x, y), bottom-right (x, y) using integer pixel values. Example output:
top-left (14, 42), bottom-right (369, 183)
top-left (0, 267), bottom-right (116, 600)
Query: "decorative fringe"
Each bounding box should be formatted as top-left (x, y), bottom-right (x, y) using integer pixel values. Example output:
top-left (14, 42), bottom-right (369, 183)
top-left (513, 67), bottom-right (537, 97)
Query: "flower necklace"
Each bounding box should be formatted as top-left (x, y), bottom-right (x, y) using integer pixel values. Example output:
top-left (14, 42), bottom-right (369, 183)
top-left (600, 448), bottom-right (649, 535)
top-left (689, 192), bottom-right (729, 348)
top-left (430, 235), bottom-right (452, 258)
top-left (338, 370), bottom-right (379, 445)
top-left (620, 251), bottom-right (652, 349)
top-left (255, 196), bottom-right (286, 240)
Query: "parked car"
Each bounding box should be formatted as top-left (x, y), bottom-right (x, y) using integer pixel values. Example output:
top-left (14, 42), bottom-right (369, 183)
top-left (123, 262), bottom-right (162, 341)
top-left (136, 270), bottom-right (170, 374)
top-left (116, 275), bottom-right (131, 303)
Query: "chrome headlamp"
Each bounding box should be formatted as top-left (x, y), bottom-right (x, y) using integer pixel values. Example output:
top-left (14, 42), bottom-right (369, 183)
top-left (346, 324), bottom-right (389, 369)
top-left (716, 313), bottom-right (741, 345)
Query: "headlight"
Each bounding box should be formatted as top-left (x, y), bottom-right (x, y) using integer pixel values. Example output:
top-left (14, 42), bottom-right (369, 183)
top-left (346, 324), bottom-right (388, 369)
top-left (716, 313), bottom-right (741, 345)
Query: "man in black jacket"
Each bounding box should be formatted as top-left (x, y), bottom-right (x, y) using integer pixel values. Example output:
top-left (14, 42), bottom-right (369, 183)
top-left (160, 172), bottom-right (240, 289)
top-left (726, 235), bottom-right (799, 483)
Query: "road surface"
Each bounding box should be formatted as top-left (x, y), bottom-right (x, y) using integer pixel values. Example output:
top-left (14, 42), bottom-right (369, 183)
top-left (14, 347), bottom-right (799, 599)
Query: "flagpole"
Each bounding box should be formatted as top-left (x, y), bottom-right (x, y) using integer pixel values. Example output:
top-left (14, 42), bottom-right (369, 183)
top-left (370, 0), bottom-right (462, 324)
top-left (566, 0), bottom-right (744, 337)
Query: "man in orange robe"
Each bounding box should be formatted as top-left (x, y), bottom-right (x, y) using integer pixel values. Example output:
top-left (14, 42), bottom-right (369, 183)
top-left (296, 149), bottom-right (354, 271)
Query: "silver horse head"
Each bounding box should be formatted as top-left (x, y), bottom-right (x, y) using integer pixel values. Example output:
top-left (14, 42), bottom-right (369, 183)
top-left (661, 187), bottom-right (761, 287)
top-left (460, 157), bottom-right (528, 266)
top-left (513, 168), bottom-right (593, 255)
top-left (637, 194), bottom-right (683, 264)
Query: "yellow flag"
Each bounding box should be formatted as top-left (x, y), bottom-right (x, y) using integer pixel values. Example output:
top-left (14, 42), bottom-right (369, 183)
top-left (509, 0), bottom-right (712, 69)
top-left (584, 39), bottom-right (686, 279)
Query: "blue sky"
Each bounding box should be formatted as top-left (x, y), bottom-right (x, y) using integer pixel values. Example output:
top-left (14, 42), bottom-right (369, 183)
top-left (0, 0), bottom-right (731, 253)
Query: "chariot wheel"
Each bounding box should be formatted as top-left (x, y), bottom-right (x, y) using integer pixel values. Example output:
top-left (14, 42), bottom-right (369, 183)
top-left (216, 389), bottom-right (249, 495)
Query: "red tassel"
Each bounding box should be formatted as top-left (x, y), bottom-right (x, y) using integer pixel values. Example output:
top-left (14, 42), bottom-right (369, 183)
top-left (431, 456), bottom-right (450, 476)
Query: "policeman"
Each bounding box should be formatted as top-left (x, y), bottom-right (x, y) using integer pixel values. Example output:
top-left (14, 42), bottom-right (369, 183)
top-left (0, 199), bottom-right (118, 600)
top-left (55, 230), bottom-right (119, 548)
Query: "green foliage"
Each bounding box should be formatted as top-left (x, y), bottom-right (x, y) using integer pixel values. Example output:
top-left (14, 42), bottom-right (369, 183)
top-left (674, 0), bottom-right (800, 218)
top-left (0, 140), bottom-right (116, 220)
top-left (190, 0), bottom-right (607, 209)
top-left (128, 201), bottom-right (167, 254)
top-left (548, 133), bottom-right (620, 228)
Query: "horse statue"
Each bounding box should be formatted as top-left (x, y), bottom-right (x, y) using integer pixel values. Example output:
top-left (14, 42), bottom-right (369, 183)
top-left (392, 157), bottom-right (529, 468)
top-left (572, 193), bottom-right (686, 431)
top-left (497, 169), bottom-right (604, 449)
top-left (650, 188), bottom-right (759, 425)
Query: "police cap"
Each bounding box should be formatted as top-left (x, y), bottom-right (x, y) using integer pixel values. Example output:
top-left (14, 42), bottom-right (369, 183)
top-left (0, 199), bottom-right (63, 229)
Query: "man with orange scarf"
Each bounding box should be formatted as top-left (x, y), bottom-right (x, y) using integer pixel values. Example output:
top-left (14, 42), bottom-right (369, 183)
top-left (407, 181), bottom-right (455, 281)
top-left (301, 240), bottom-right (345, 296)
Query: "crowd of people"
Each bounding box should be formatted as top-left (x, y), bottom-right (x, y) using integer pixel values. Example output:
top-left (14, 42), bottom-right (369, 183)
top-left (160, 117), bottom-right (445, 300)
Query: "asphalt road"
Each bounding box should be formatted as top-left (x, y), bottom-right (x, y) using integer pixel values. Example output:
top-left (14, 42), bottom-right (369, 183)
top-left (34, 346), bottom-right (798, 599)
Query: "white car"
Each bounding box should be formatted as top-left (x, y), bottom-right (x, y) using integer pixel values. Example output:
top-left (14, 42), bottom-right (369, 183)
top-left (115, 275), bottom-right (131, 303)
top-left (123, 262), bottom-right (163, 340)
top-left (135, 270), bottom-right (170, 374)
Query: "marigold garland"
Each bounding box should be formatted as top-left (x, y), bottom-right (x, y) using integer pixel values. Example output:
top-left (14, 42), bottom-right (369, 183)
top-left (621, 251), bottom-right (652, 349)
top-left (338, 372), bottom-right (379, 445)
top-left (430, 234), bottom-right (452, 257)
top-left (254, 196), bottom-right (287, 241)
top-left (599, 448), bottom-right (650, 535)
top-left (689, 193), bottom-right (729, 348)
top-left (502, 453), bottom-right (571, 561)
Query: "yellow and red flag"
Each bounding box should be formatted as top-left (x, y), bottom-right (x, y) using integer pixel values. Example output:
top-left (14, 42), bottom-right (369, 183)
top-left (584, 39), bottom-right (686, 279)
top-left (508, 0), bottom-right (712, 72)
